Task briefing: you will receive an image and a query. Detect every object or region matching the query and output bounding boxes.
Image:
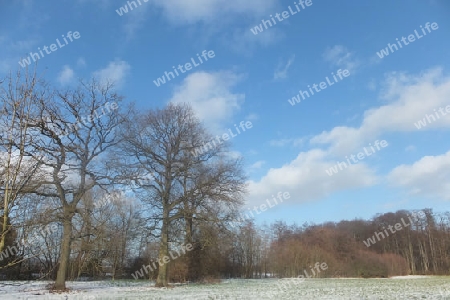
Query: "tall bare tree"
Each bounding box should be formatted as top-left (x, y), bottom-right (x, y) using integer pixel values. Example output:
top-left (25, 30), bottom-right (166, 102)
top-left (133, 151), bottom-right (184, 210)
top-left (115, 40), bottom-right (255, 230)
top-left (27, 80), bottom-right (123, 290)
top-left (120, 103), bottom-right (246, 287)
top-left (0, 68), bottom-right (46, 257)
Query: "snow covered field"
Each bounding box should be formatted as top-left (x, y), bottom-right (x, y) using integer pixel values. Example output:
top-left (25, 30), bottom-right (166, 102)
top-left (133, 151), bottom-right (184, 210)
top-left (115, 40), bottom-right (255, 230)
top-left (1, 276), bottom-right (450, 299)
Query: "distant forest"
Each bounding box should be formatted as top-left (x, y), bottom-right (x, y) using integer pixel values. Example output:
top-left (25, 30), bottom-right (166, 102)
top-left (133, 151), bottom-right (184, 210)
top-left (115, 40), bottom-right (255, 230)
top-left (2, 207), bottom-right (449, 281)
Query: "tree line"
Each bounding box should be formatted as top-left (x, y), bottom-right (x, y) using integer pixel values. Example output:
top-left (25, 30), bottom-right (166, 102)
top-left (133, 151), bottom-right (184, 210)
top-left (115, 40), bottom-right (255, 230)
top-left (1, 69), bottom-right (449, 291)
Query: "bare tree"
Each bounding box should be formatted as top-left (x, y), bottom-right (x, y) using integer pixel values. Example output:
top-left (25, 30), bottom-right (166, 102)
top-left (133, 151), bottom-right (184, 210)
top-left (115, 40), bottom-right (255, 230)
top-left (27, 80), bottom-right (124, 290)
top-left (0, 68), bottom-right (46, 258)
top-left (120, 103), bottom-right (246, 287)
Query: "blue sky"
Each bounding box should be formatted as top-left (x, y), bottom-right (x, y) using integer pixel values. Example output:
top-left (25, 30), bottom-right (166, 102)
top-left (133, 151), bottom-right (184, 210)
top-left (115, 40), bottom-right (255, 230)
top-left (1, 0), bottom-right (450, 225)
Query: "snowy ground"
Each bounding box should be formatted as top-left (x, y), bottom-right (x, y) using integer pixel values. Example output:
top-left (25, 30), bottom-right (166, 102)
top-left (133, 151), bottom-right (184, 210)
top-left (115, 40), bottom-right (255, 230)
top-left (1, 276), bottom-right (450, 299)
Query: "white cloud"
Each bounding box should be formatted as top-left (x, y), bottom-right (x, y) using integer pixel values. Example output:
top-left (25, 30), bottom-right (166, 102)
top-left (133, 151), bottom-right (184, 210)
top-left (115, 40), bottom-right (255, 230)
top-left (274, 55), bottom-right (295, 80)
top-left (89, 0), bottom-right (278, 32)
top-left (57, 65), bottom-right (75, 85)
top-left (120, 2), bottom-right (152, 41)
top-left (246, 149), bottom-right (378, 207)
top-left (323, 45), bottom-right (359, 73)
top-left (311, 67), bottom-right (450, 156)
top-left (249, 160), bottom-right (265, 172)
top-left (388, 151), bottom-right (450, 201)
top-left (149, 0), bottom-right (277, 25)
top-left (92, 60), bottom-right (131, 89)
top-left (169, 71), bottom-right (245, 133)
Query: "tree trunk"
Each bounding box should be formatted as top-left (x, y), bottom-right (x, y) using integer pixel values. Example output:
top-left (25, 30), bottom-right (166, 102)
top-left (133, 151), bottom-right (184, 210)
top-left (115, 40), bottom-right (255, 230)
top-left (156, 211), bottom-right (169, 287)
top-left (54, 215), bottom-right (73, 290)
top-left (0, 194), bottom-right (10, 253)
top-left (185, 213), bottom-right (196, 281)
top-left (419, 239), bottom-right (429, 273)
